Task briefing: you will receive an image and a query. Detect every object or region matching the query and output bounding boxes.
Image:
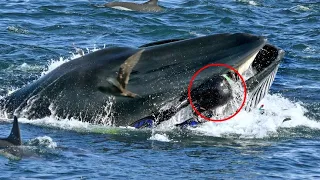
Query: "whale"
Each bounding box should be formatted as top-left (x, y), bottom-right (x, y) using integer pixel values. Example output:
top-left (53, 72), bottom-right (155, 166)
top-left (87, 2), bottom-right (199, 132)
top-left (0, 33), bottom-right (284, 126)
top-left (0, 116), bottom-right (22, 148)
top-left (103, 0), bottom-right (163, 12)
top-left (132, 44), bottom-right (284, 128)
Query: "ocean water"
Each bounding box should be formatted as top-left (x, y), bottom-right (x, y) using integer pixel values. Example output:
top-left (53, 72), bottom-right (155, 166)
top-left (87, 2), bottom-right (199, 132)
top-left (0, 0), bottom-right (319, 179)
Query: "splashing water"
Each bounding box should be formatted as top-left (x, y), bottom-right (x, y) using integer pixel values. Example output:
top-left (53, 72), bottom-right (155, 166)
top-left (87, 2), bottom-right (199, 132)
top-left (27, 136), bottom-right (57, 149)
top-left (7, 25), bottom-right (29, 34)
top-left (141, 92), bottom-right (318, 139)
top-left (41, 45), bottom-right (103, 76)
top-left (190, 94), bottom-right (320, 139)
top-left (235, 0), bottom-right (258, 6)
top-left (207, 79), bottom-right (245, 121)
top-left (148, 134), bottom-right (172, 142)
top-left (4, 87), bottom-right (317, 140)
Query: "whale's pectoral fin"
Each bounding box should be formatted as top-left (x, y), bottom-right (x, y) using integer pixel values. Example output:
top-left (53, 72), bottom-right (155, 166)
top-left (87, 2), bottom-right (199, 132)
top-left (113, 50), bottom-right (144, 98)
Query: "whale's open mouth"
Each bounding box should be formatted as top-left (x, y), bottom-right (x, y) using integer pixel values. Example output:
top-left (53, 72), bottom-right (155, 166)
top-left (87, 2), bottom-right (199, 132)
top-left (192, 44), bottom-right (284, 120)
top-left (243, 44), bottom-right (284, 111)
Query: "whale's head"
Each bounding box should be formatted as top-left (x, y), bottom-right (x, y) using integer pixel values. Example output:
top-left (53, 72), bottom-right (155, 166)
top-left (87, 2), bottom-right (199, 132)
top-left (182, 43), bottom-right (284, 119)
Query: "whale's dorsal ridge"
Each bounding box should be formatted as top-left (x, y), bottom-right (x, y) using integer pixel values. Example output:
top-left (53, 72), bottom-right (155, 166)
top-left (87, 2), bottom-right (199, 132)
top-left (144, 0), bottom-right (158, 5)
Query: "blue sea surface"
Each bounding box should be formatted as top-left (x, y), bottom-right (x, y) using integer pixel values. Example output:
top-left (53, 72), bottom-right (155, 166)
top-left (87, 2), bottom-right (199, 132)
top-left (0, 0), bottom-right (319, 179)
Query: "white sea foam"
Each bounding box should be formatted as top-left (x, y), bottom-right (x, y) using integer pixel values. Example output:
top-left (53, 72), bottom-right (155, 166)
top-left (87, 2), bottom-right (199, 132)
top-left (236, 0), bottom-right (258, 6)
top-left (293, 5), bottom-right (310, 12)
top-left (18, 116), bottom-right (90, 131)
top-left (189, 31), bottom-right (205, 37)
top-left (41, 45), bottom-right (102, 76)
top-left (148, 133), bottom-right (172, 142)
top-left (41, 57), bottom-right (70, 76)
top-left (7, 87), bottom-right (19, 95)
top-left (5, 92), bottom-right (318, 140)
top-left (188, 94), bottom-right (320, 138)
top-left (18, 63), bottom-right (43, 72)
top-left (27, 136), bottom-right (57, 149)
top-left (7, 25), bottom-right (29, 34)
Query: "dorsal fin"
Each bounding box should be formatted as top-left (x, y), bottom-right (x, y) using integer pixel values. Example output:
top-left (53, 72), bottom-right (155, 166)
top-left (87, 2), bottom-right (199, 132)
top-left (144, 0), bottom-right (158, 5)
top-left (6, 116), bottom-right (22, 146)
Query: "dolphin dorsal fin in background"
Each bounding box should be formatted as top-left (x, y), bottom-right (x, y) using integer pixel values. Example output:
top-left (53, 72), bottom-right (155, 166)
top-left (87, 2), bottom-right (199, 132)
top-left (144, 0), bottom-right (158, 5)
top-left (6, 116), bottom-right (22, 146)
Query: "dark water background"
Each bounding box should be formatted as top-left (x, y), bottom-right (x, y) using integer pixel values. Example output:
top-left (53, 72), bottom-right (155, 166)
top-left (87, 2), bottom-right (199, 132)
top-left (0, 0), bottom-right (319, 179)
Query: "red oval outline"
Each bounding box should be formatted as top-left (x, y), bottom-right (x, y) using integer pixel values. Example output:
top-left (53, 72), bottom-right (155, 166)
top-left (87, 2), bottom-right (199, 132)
top-left (187, 63), bottom-right (247, 122)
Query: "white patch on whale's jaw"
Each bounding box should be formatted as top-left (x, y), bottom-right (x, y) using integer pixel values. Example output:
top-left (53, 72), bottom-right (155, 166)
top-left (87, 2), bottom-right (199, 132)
top-left (237, 51), bottom-right (259, 75)
top-left (111, 6), bottom-right (134, 11)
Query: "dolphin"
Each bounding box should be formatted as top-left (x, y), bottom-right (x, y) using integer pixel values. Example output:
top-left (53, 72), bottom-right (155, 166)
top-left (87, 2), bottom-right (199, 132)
top-left (102, 0), bottom-right (164, 12)
top-left (0, 33), bottom-right (284, 126)
top-left (0, 116), bottom-right (22, 148)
